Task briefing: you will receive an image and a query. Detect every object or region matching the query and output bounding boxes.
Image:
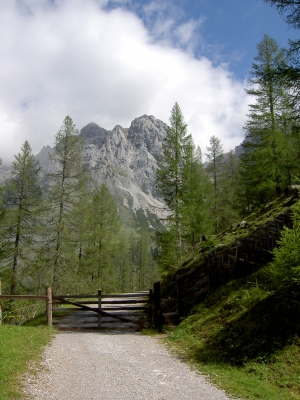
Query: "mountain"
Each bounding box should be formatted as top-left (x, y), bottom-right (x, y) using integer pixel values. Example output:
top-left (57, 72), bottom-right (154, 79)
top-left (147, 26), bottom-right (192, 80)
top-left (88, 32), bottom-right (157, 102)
top-left (0, 167), bottom-right (11, 184)
top-left (35, 115), bottom-right (168, 231)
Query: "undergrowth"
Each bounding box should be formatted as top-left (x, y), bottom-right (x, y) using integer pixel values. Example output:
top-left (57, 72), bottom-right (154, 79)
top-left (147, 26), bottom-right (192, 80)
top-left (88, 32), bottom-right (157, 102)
top-left (1, 300), bottom-right (45, 325)
top-left (165, 265), bottom-right (300, 400)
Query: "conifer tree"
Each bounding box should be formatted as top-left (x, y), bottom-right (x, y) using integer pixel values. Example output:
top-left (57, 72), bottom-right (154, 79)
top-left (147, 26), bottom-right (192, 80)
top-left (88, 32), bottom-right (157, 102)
top-left (220, 150), bottom-right (242, 224)
top-left (68, 178), bottom-right (92, 287)
top-left (241, 35), bottom-right (291, 207)
top-left (45, 116), bottom-right (85, 293)
top-left (84, 184), bottom-right (121, 291)
top-left (0, 141), bottom-right (41, 294)
top-left (205, 136), bottom-right (224, 233)
top-left (156, 102), bottom-right (193, 267)
top-left (181, 146), bottom-right (213, 249)
top-left (115, 231), bottom-right (131, 292)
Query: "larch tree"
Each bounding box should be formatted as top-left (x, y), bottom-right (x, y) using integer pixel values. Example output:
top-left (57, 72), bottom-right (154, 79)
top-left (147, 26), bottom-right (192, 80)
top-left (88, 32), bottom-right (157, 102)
top-left (156, 102), bottom-right (194, 268)
top-left (0, 141), bottom-right (41, 294)
top-left (181, 145), bottom-right (213, 250)
top-left (205, 135), bottom-right (224, 234)
top-left (264, 1), bottom-right (300, 179)
top-left (84, 184), bottom-right (121, 291)
top-left (240, 35), bottom-right (290, 207)
top-left (264, 1), bottom-right (300, 61)
top-left (45, 116), bottom-right (86, 293)
top-left (219, 150), bottom-right (242, 225)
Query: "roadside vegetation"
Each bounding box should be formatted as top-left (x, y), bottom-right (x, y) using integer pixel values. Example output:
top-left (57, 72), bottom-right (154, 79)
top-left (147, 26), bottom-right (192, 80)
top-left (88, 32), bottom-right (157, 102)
top-left (0, 315), bottom-right (53, 399)
top-left (156, 4), bottom-right (300, 397)
top-left (164, 263), bottom-right (300, 400)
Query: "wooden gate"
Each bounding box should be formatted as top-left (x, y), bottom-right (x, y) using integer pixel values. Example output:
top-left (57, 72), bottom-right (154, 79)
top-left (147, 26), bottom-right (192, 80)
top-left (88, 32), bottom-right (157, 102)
top-left (52, 290), bottom-right (152, 331)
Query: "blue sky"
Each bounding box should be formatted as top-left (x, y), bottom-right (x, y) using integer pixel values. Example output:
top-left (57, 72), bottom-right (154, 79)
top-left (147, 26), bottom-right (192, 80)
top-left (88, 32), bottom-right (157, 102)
top-left (107, 0), bottom-right (298, 80)
top-left (0, 0), bottom-right (297, 165)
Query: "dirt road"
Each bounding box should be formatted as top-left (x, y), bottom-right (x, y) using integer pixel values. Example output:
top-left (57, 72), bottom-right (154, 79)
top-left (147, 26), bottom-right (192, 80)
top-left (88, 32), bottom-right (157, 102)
top-left (24, 331), bottom-right (232, 400)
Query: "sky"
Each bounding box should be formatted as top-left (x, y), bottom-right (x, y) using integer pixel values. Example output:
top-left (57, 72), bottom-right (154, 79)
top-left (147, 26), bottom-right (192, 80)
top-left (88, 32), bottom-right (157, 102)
top-left (0, 0), bottom-right (298, 166)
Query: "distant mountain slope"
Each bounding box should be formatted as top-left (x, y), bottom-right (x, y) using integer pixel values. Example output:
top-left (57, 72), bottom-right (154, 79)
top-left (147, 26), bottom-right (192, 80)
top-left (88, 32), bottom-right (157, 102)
top-left (0, 167), bottom-right (11, 184)
top-left (35, 115), bottom-right (168, 231)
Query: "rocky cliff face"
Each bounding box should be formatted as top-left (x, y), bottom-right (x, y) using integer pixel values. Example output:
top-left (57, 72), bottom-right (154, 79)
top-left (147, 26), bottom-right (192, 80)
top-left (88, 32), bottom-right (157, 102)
top-left (36, 115), bottom-right (168, 231)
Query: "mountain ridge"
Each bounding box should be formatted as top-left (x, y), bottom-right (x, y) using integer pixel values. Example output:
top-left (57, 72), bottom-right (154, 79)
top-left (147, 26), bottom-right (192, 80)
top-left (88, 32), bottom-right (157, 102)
top-left (3, 114), bottom-right (244, 230)
top-left (35, 114), bottom-right (169, 231)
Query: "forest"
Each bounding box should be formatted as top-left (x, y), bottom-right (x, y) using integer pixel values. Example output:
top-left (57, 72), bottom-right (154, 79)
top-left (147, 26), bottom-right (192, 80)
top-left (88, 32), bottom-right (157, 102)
top-left (0, 117), bottom-right (158, 297)
top-left (1, 0), bottom-right (300, 305)
top-left (157, 23), bottom-right (300, 278)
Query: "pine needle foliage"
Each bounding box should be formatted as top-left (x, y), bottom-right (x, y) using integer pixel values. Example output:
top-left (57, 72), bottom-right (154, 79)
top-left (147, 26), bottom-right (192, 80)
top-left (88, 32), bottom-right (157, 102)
top-left (0, 141), bottom-right (41, 294)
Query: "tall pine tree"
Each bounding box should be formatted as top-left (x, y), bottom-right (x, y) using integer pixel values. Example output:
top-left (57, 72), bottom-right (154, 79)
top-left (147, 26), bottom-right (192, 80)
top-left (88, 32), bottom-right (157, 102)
top-left (205, 136), bottom-right (224, 233)
top-left (45, 116), bottom-right (85, 293)
top-left (181, 146), bottom-right (213, 249)
top-left (241, 35), bottom-right (291, 207)
top-left (156, 102), bottom-right (193, 269)
top-left (84, 184), bottom-right (121, 291)
top-left (0, 141), bottom-right (41, 294)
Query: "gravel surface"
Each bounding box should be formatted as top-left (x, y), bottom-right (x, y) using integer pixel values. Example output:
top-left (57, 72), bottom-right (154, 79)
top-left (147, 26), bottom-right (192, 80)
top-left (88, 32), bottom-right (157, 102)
top-left (24, 331), bottom-right (232, 400)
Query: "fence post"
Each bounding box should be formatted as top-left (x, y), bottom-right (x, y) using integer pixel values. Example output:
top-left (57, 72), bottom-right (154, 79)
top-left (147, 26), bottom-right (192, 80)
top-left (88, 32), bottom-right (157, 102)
top-left (148, 288), bottom-right (153, 327)
top-left (46, 286), bottom-right (52, 326)
top-left (153, 281), bottom-right (163, 331)
top-left (176, 275), bottom-right (183, 317)
top-left (0, 281), bottom-right (2, 326)
top-left (98, 289), bottom-right (102, 329)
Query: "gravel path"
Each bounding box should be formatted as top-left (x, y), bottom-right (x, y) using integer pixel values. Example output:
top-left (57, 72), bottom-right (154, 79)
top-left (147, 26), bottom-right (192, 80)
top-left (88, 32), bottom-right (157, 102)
top-left (24, 331), bottom-right (232, 400)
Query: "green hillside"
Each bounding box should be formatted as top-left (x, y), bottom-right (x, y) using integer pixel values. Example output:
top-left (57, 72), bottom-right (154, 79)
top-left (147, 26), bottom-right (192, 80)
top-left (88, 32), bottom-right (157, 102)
top-left (160, 192), bottom-right (300, 399)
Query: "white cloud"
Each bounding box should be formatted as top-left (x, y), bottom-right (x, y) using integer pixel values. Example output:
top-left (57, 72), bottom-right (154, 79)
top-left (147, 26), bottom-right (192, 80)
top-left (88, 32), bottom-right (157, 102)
top-left (141, 0), bottom-right (206, 54)
top-left (0, 0), bottom-right (249, 165)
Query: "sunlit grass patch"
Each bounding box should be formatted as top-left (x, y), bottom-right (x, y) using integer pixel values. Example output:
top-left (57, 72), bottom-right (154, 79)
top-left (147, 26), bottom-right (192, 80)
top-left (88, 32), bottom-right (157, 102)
top-left (0, 324), bottom-right (53, 399)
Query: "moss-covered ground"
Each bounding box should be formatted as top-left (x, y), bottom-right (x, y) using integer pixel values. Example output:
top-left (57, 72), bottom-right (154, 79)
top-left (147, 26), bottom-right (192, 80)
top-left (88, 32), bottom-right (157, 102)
top-left (164, 266), bottom-right (300, 399)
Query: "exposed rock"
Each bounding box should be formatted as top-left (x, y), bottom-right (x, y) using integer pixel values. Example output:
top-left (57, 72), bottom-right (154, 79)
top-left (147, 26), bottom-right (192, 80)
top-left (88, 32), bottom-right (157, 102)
top-left (235, 143), bottom-right (244, 158)
top-left (35, 115), bottom-right (168, 231)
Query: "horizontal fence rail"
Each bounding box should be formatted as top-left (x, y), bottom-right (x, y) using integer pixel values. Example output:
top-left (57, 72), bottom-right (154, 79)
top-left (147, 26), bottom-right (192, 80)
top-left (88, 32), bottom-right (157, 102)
top-left (0, 285), bottom-right (52, 326)
top-left (0, 286), bottom-right (154, 330)
top-left (52, 290), bottom-right (152, 330)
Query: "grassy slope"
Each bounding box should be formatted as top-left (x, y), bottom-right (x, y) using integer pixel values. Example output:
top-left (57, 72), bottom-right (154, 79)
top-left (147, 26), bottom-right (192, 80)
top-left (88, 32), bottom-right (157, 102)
top-left (0, 317), bottom-right (53, 399)
top-left (165, 266), bottom-right (300, 399)
top-left (177, 194), bottom-right (296, 274)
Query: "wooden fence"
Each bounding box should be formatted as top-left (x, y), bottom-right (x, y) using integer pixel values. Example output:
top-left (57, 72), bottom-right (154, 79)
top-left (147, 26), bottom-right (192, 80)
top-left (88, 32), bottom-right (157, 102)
top-left (0, 284), bottom-right (53, 326)
top-left (1, 207), bottom-right (291, 328)
top-left (0, 285), bottom-right (161, 329)
top-left (53, 290), bottom-right (153, 330)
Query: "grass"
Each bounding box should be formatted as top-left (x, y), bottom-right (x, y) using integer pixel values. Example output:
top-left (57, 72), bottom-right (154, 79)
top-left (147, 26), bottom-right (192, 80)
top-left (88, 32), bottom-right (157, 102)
top-left (163, 266), bottom-right (300, 400)
top-left (0, 315), bottom-right (54, 399)
top-left (175, 193), bottom-right (297, 274)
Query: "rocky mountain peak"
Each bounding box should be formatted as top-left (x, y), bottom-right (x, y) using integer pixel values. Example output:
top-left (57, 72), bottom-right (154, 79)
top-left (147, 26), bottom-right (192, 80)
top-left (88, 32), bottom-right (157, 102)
top-left (33, 115), bottom-right (168, 231)
top-left (127, 115), bottom-right (167, 157)
top-left (66, 115), bottom-right (168, 230)
top-left (80, 123), bottom-right (110, 147)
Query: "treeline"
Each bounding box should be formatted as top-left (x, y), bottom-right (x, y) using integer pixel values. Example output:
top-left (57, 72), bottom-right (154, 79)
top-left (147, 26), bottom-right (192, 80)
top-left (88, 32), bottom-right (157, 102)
top-left (0, 117), bottom-right (158, 296)
top-left (157, 24), bottom-right (300, 274)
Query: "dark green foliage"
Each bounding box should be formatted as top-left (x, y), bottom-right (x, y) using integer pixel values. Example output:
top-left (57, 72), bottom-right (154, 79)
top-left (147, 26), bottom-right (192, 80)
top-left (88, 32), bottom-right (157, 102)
top-left (270, 200), bottom-right (300, 292)
top-left (241, 35), bottom-right (299, 208)
top-left (156, 103), bottom-right (214, 272)
top-left (205, 138), bottom-right (241, 233)
top-left (206, 136), bottom-right (226, 233)
top-left (156, 102), bottom-right (194, 260)
top-left (156, 226), bottom-right (178, 276)
top-left (166, 264), bottom-right (300, 399)
top-left (0, 141), bottom-right (41, 294)
top-left (44, 116), bottom-right (86, 293)
top-left (181, 146), bottom-right (213, 248)
top-left (82, 184), bottom-right (121, 291)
